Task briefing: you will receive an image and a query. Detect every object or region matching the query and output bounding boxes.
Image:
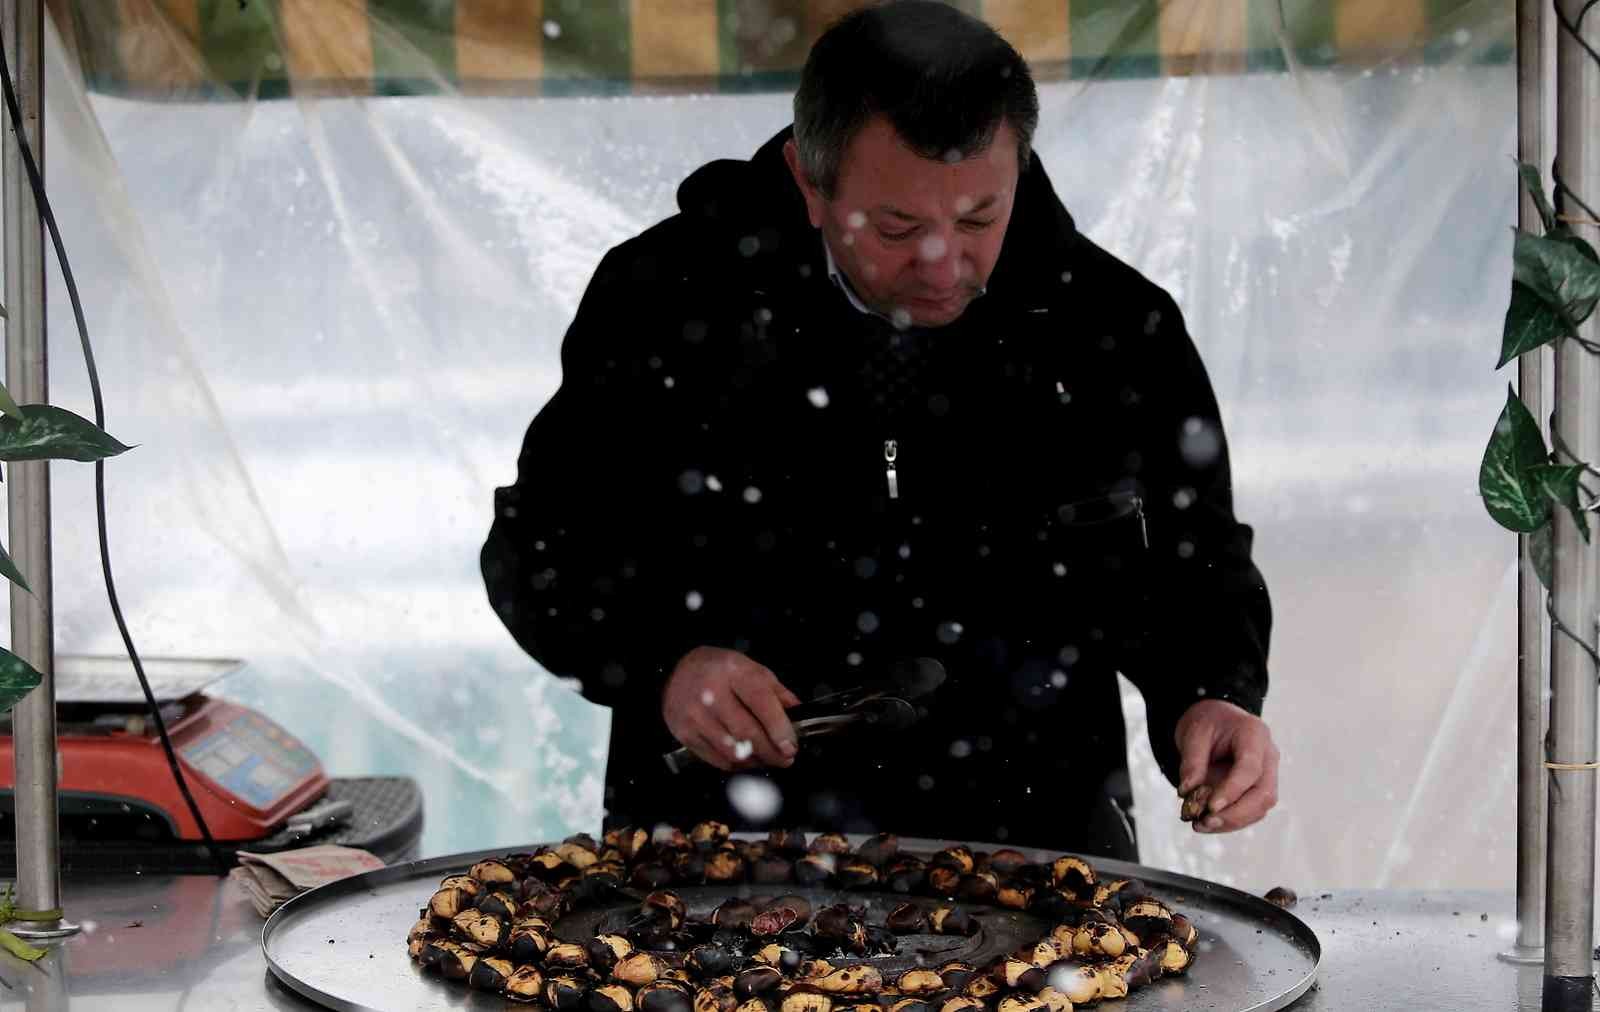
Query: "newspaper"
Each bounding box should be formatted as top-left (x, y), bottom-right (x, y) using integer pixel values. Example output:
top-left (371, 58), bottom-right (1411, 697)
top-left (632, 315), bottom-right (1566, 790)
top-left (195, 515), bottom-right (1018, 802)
top-left (230, 845), bottom-right (385, 918)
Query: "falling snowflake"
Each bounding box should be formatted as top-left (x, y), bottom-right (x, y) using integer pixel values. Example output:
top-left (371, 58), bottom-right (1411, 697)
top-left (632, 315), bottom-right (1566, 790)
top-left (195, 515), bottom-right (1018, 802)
top-left (727, 774), bottom-right (781, 821)
top-left (543, 19), bottom-right (562, 38)
top-left (807, 387), bottom-right (830, 408)
top-left (743, 487), bottom-right (763, 504)
top-left (686, 591), bottom-right (704, 611)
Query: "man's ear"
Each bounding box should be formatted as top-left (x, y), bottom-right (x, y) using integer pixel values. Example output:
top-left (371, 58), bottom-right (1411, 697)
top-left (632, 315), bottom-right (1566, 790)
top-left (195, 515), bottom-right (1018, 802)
top-left (783, 139), bottom-right (827, 229)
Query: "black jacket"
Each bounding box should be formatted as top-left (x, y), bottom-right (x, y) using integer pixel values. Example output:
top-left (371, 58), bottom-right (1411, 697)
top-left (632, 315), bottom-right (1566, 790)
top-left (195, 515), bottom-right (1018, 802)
top-left (481, 128), bottom-right (1271, 858)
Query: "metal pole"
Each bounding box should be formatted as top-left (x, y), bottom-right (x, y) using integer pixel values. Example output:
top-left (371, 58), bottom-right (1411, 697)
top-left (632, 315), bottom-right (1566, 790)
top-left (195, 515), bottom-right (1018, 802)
top-left (1544, 7), bottom-right (1600, 1006)
top-left (1503, 0), bottom-right (1549, 967)
top-left (2, 0), bottom-right (70, 941)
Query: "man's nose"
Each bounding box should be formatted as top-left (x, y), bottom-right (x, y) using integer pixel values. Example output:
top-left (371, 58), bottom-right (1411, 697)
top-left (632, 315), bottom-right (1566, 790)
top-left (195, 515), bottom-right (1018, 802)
top-left (915, 231), bottom-right (962, 289)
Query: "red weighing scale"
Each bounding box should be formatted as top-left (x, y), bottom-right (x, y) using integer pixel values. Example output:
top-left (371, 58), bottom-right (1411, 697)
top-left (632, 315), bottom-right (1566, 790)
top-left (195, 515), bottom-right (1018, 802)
top-left (0, 656), bottom-right (423, 874)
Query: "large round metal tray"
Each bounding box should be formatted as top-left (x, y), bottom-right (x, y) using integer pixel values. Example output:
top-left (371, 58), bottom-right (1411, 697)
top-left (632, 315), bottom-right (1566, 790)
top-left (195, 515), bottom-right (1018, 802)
top-left (262, 837), bottom-right (1321, 1012)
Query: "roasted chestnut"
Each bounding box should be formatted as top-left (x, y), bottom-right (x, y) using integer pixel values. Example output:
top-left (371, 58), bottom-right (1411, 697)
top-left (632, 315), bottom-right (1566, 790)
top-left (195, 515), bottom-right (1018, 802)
top-left (993, 957), bottom-right (1044, 992)
top-left (956, 872), bottom-right (997, 904)
top-left (963, 976), bottom-right (998, 1000)
top-left (1020, 940), bottom-right (1061, 969)
top-left (862, 926), bottom-right (897, 956)
top-left (753, 944), bottom-right (804, 974)
top-left (812, 904), bottom-right (853, 941)
top-left (690, 821), bottom-right (731, 851)
top-left (1264, 886), bottom-right (1298, 910)
top-left (451, 910), bottom-right (508, 949)
top-left (938, 997), bottom-right (985, 1012)
top-left (1049, 856), bottom-right (1095, 897)
top-left (887, 1000), bottom-right (936, 1012)
top-left (799, 959), bottom-right (835, 979)
top-left (590, 983), bottom-right (638, 1012)
top-left (808, 832), bottom-right (851, 855)
top-left (854, 832), bottom-right (899, 867)
top-left (931, 847), bottom-right (974, 875)
top-left (545, 976), bottom-right (592, 1011)
top-left (734, 966), bottom-right (785, 1000)
top-left (586, 933), bottom-right (632, 972)
top-left (1120, 897), bottom-right (1174, 941)
top-left (526, 888), bottom-right (573, 920)
top-left (546, 942), bottom-right (592, 970)
top-left (813, 965), bottom-right (883, 995)
top-left (526, 851), bottom-right (577, 882)
top-left (752, 856), bottom-right (795, 884)
top-left (935, 962), bottom-right (977, 992)
top-left (609, 826), bottom-right (650, 859)
top-left (705, 849), bottom-right (746, 883)
top-left (470, 859), bottom-right (518, 887)
top-left (425, 940), bottom-right (478, 979)
top-left (639, 980), bottom-right (696, 1012)
top-left (1170, 913), bottom-right (1200, 949)
top-left (894, 969), bottom-right (944, 995)
top-left (986, 849), bottom-right (1028, 875)
top-left (695, 983), bottom-right (739, 1012)
top-left (688, 944), bottom-right (735, 978)
top-left (766, 895), bottom-right (812, 928)
top-left (615, 952), bottom-right (669, 987)
top-left (1180, 783), bottom-right (1213, 822)
top-left (768, 829), bottom-right (808, 853)
top-left (428, 884), bottom-right (473, 921)
top-left (1032, 987), bottom-right (1071, 1012)
top-left (997, 883), bottom-right (1034, 911)
top-left (795, 854), bottom-right (836, 886)
top-left (780, 993), bottom-right (833, 1012)
top-left (1153, 937), bottom-right (1194, 975)
top-left (843, 919), bottom-right (869, 955)
top-left (673, 851), bottom-right (708, 884)
top-left (469, 956), bottom-right (514, 992)
top-left (477, 889), bottom-right (519, 921)
top-left (885, 902), bottom-right (926, 935)
top-left (886, 860), bottom-right (926, 894)
top-left (927, 906), bottom-right (977, 937)
top-left (506, 965), bottom-right (546, 1002)
top-left (997, 996), bottom-right (1045, 1012)
top-left (1043, 964), bottom-right (1100, 1006)
top-left (751, 907), bottom-right (800, 937)
top-left (557, 842), bottom-right (601, 871)
top-left (835, 860), bottom-right (880, 890)
top-left (925, 865), bottom-right (962, 898)
top-left (712, 898), bottom-right (758, 931)
top-left (510, 925), bottom-right (551, 963)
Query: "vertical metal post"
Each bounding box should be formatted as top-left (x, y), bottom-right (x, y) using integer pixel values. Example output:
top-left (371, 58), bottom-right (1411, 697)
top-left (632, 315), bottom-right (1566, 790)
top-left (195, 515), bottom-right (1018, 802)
top-left (2, 0), bottom-right (69, 940)
top-left (1503, 0), bottom-right (1549, 967)
top-left (1544, 7), bottom-right (1600, 1006)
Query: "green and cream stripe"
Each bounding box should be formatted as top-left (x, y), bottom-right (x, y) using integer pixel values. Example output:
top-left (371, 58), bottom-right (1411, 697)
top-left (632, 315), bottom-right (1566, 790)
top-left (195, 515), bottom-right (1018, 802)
top-left (45, 0), bottom-right (1511, 101)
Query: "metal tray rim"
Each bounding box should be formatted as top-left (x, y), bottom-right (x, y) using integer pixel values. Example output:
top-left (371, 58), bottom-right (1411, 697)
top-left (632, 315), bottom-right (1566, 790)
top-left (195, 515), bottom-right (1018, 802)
top-left (262, 837), bottom-right (1320, 1012)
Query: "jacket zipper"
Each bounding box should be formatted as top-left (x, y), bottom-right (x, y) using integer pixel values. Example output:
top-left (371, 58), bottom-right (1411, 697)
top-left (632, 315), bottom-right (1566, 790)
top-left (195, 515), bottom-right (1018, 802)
top-left (883, 439), bottom-right (899, 500)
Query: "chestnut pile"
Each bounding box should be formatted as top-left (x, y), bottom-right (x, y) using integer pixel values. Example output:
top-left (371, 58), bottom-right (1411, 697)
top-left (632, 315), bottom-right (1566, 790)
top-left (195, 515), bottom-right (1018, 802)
top-left (406, 823), bottom-right (1200, 1009)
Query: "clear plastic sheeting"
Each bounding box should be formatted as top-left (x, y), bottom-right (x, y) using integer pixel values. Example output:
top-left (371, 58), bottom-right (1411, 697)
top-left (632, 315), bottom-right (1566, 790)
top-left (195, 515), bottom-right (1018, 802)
top-left (4, 2), bottom-right (1543, 890)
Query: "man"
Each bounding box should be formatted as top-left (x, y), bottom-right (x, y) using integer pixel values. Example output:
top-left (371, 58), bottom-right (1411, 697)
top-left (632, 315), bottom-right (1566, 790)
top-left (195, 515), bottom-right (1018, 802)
top-left (482, 0), bottom-right (1277, 859)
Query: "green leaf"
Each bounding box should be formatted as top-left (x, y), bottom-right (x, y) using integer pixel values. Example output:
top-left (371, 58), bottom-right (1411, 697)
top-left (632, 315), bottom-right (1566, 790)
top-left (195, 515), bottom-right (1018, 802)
top-left (1513, 230), bottom-right (1600, 330)
top-left (1518, 161), bottom-right (1557, 233)
top-left (1530, 522), bottom-right (1554, 590)
top-left (0, 405), bottom-right (131, 463)
top-left (1500, 281), bottom-right (1569, 367)
top-left (0, 382), bottom-right (22, 423)
top-left (0, 647), bottom-right (42, 715)
top-left (1481, 386), bottom-right (1551, 533)
top-left (1529, 463), bottom-right (1591, 542)
top-left (0, 538), bottom-right (29, 594)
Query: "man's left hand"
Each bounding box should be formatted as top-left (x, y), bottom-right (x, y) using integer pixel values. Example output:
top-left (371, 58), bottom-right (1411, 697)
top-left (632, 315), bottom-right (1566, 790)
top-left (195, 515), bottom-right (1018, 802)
top-left (1175, 699), bottom-right (1279, 833)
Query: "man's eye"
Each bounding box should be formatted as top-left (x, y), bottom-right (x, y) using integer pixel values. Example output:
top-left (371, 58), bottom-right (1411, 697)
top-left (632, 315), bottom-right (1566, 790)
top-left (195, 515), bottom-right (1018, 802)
top-left (878, 228), bottom-right (915, 242)
top-left (960, 219), bottom-right (997, 231)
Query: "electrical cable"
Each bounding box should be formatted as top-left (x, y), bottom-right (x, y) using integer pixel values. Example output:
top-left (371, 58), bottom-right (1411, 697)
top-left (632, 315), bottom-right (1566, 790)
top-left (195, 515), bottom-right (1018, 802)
top-left (0, 23), bottom-right (228, 875)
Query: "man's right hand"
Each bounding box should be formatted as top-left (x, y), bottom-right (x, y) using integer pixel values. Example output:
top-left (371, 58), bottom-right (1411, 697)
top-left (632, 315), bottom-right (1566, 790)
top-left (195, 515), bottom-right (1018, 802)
top-left (663, 646), bottom-right (802, 771)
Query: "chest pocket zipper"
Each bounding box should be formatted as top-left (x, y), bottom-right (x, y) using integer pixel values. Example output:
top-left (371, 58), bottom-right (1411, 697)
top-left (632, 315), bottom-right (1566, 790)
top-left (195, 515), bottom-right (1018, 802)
top-left (884, 439), bottom-right (899, 500)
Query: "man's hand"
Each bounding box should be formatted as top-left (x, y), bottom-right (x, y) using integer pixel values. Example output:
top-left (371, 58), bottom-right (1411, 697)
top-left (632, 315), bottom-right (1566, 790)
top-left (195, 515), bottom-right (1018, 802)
top-left (663, 647), bottom-right (802, 772)
top-left (1175, 699), bottom-right (1279, 833)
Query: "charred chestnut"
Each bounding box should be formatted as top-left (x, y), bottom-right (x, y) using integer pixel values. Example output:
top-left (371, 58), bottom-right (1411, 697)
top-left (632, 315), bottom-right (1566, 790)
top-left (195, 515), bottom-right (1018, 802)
top-left (477, 890), bottom-right (519, 921)
top-left (1180, 783), bottom-right (1213, 822)
top-left (808, 832), bottom-right (851, 855)
top-left (931, 847), bottom-right (975, 875)
top-left (753, 944), bottom-right (803, 974)
top-left (705, 849), bottom-right (746, 883)
top-left (673, 851), bottom-right (708, 884)
top-left (813, 965), bottom-right (883, 995)
top-left (935, 962), bottom-right (977, 992)
top-left (888, 1000), bottom-right (936, 1012)
top-left (428, 885), bottom-right (472, 922)
top-left (631, 862), bottom-right (676, 891)
top-left (766, 895), bottom-right (812, 928)
top-left (1033, 988), bottom-right (1071, 1012)
top-left (798, 959), bottom-right (834, 979)
top-left (643, 890), bottom-right (688, 928)
top-left (712, 898), bottom-right (758, 931)
top-left (557, 842), bottom-right (600, 871)
top-left (956, 872), bottom-right (997, 905)
top-left (614, 953), bottom-right (669, 987)
top-left (734, 966), bottom-right (785, 1000)
top-left (695, 984), bottom-right (739, 1012)
top-left (795, 854), bottom-right (835, 886)
top-left (863, 926), bottom-right (897, 956)
top-left (586, 934), bottom-right (632, 972)
top-left (752, 856), bottom-right (795, 885)
top-left (451, 910), bottom-right (508, 949)
top-left (510, 926), bottom-right (551, 964)
top-left (835, 860), bottom-right (880, 890)
top-left (505, 965), bottom-right (546, 1003)
top-left (546, 942), bottom-right (592, 970)
top-left (925, 865), bottom-right (962, 898)
top-left (1153, 937), bottom-right (1194, 975)
top-left (886, 903), bottom-right (926, 935)
top-left (590, 983), bottom-right (637, 1012)
top-left (854, 833), bottom-right (899, 867)
top-left (469, 956), bottom-right (514, 992)
top-left (927, 906), bottom-right (977, 937)
top-left (767, 829), bottom-right (808, 853)
top-left (994, 957), bottom-right (1044, 992)
top-left (690, 821), bottom-right (731, 851)
top-left (470, 859), bottom-right (518, 887)
top-left (1043, 964), bottom-right (1100, 1006)
top-left (963, 976), bottom-right (998, 1000)
top-left (1264, 886), bottom-right (1298, 910)
top-left (639, 980), bottom-right (696, 1012)
top-left (1170, 913), bottom-right (1200, 949)
top-left (1120, 897), bottom-right (1174, 941)
top-left (812, 904), bottom-right (853, 941)
top-left (938, 997), bottom-right (985, 1012)
top-left (997, 996), bottom-right (1045, 1012)
top-left (780, 993), bottom-right (833, 1012)
top-left (545, 976), bottom-right (592, 1011)
top-left (1049, 856), bottom-right (1095, 897)
top-left (986, 849), bottom-right (1028, 875)
top-left (688, 944), bottom-right (735, 978)
top-left (997, 883), bottom-right (1034, 911)
top-left (751, 906), bottom-right (800, 937)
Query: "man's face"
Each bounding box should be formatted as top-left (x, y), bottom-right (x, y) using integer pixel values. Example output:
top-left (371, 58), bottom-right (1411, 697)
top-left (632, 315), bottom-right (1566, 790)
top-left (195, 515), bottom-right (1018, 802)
top-left (786, 115), bottom-right (1020, 328)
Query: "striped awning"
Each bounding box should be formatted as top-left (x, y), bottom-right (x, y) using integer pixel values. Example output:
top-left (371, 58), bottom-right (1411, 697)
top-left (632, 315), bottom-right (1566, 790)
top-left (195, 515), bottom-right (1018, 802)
top-left (47, 0), bottom-right (1510, 101)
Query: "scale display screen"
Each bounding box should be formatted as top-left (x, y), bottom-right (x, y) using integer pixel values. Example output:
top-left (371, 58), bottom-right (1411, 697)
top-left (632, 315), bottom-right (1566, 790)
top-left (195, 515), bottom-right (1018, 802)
top-left (180, 710), bottom-right (318, 810)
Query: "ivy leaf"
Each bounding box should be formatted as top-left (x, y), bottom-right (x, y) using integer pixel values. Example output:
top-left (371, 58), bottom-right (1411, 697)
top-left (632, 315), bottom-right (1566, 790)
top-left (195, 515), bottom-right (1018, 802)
top-left (1528, 463), bottom-right (1591, 543)
top-left (1500, 281), bottom-right (1569, 367)
top-left (1481, 386), bottom-right (1551, 533)
top-left (0, 538), bottom-right (29, 594)
top-left (0, 381), bottom-right (21, 423)
top-left (0, 405), bottom-right (131, 462)
top-left (1530, 522), bottom-right (1554, 590)
top-left (1518, 161), bottom-right (1557, 234)
top-left (1513, 230), bottom-right (1600, 330)
top-left (0, 647), bottom-right (42, 714)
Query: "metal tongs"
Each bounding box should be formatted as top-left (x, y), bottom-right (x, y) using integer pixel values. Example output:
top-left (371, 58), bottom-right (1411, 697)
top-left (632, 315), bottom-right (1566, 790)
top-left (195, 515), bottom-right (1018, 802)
top-left (662, 657), bottom-right (947, 774)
